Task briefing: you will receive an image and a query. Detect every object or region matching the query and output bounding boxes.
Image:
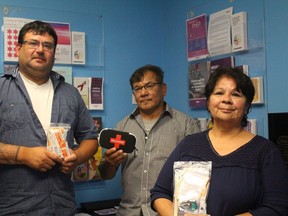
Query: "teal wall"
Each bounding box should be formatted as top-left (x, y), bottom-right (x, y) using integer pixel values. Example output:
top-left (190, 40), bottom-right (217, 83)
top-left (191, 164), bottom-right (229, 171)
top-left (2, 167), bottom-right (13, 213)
top-left (1, 0), bottom-right (287, 207)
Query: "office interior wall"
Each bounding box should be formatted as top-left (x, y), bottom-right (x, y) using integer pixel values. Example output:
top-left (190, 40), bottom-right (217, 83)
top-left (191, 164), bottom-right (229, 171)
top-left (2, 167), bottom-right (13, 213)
top-left (264, 0), bottom-right (288, 113)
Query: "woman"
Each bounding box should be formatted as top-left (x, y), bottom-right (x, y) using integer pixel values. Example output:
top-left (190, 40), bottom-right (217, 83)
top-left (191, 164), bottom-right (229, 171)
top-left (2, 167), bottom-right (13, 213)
top-left (150, 67), bottom-right (288, 216)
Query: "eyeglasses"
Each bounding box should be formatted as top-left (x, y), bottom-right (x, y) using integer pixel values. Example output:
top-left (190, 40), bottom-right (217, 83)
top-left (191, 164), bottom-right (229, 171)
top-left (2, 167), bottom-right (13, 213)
top-left (132, 82), bottom-right (162, 94)
top-left (22, 40), bottom-right (55, 51)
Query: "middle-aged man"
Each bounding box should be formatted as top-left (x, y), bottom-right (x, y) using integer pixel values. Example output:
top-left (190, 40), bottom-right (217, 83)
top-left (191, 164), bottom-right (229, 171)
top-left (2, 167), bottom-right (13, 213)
top-left (0, 20), bottom-right (98, 215)
top-left (99, 64), bottom-right (200, 216)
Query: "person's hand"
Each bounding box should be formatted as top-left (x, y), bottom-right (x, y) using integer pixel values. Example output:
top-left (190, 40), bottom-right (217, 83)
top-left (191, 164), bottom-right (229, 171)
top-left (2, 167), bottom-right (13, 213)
top-left (18, 146), bottom-right (63, 172)
top-left (104, 147), bottom-right (127, 168)
top-left (59, 148), bottom-right (78, 174)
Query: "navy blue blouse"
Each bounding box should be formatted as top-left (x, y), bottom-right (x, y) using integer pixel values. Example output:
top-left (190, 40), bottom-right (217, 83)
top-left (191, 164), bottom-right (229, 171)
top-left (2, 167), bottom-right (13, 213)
top-left (150, 130), bottom-right (288, 216)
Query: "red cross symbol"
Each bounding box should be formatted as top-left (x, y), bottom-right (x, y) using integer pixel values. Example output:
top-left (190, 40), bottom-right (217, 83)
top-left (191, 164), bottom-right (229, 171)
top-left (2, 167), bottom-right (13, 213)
top-left (110, 134), bottom-right (126, 149)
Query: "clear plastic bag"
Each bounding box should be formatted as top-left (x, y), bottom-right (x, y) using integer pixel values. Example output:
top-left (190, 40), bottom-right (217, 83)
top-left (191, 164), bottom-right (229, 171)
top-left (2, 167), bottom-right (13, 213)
top-left (47, 123), bottom-right (71, 158)
top-left (173, 161), bottom-right (212, 216)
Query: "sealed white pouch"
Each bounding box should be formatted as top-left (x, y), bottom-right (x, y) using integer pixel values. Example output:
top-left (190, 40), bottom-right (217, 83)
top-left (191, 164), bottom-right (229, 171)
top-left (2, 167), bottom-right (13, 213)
top-left (47, 123), bottom-right (71, 158)
top-left (173, 161), bottom-right (212, 216)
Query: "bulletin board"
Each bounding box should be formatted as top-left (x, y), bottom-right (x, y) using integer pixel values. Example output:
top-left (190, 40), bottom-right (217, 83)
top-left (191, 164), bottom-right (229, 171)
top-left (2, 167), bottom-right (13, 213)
top-left (185, 0), bottom-right (267, 137)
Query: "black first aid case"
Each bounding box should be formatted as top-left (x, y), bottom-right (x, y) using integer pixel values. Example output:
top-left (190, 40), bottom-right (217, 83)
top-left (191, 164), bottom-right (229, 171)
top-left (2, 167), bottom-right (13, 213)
top-left (98, 128), bottom-right (136, 153)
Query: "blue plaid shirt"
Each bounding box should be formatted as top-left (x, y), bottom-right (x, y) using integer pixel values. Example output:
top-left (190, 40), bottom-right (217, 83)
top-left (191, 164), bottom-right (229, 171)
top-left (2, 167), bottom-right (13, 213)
top-left (0, 67), bottom-right (97, 215)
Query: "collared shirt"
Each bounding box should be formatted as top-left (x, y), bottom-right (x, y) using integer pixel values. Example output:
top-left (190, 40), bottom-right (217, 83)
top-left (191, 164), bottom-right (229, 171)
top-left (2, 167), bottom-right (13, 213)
top-left (0, 68), bottom-right (97, 216)
top-left (115, 104), bottom-right (199, 216)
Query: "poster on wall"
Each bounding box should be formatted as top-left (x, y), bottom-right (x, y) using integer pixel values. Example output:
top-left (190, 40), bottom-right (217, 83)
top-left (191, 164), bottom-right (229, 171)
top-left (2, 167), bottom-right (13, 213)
top-left (48, 22), bottom-right (72, 64)
top-left (207, 7), bottom-right (233, 56)
top-left (3, 17), bottom-right (30, 62)
top-left (3, 17), bottom-right (71, 64)
top-left (74, 77), bottom-right (90, 108)
top-left (186, 14), bottom-right (209, 61)
top-left (71, 146), bottom-right (103, 182)
top-left (72, 31), bottom-right (86, 65)
top-left (188, 61), bottom-right (210, 108)
top-left (89, 77), bottom-right (104, 110)
top-left (53, 66), bottom-right (73, 84)
top-left (4, 64), bottom-right (17, 74)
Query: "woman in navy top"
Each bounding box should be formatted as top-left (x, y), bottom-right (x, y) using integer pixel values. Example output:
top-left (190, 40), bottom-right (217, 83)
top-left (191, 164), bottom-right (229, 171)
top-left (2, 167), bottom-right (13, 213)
top-left (150, 67), bottom-right (288, 216)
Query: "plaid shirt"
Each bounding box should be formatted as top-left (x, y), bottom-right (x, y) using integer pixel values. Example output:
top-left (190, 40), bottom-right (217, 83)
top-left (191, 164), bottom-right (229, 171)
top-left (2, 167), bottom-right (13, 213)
top-left (0, 67), bottom-right (97, 215)
top-left (115, 103), bottom-right (199, 216)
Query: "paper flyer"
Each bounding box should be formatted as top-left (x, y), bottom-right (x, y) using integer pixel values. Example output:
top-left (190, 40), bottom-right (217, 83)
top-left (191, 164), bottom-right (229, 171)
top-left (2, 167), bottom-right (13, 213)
top-left (72, 31), bottom-right (86, 65)
top-left (88, 146), bottom-right (103, 180)
top-left (49, 22), bottom-right (72, 64)
top-left (74, 77), bottom-right (90, 108)
top-left (3, 17), bottom-right (30, 62)
top-left (188, 61), bottom-right (210, 108)
top-left (186, 14), bottom-right (209, 61)
top-left (53, 66), bottom-right (73, 84)
top-left (210, 56), bottom-right (234, 74)
top-left (89, 77), bottom-right (104, 110)
top-left (207, 7), bottom-right (233, 56)
top-left (4, 64), bottom-right (17, 74)
top-left (72, 162), bottom-right (89, 182)
top-left (232, 12), bottom-right (248, 52)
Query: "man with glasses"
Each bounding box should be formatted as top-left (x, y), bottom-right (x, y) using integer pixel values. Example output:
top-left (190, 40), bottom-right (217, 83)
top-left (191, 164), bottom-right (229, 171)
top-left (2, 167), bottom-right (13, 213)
top-left (0, 20), bottom-right (98, 215)
top-left (99, 64), bottom-right (199, 216)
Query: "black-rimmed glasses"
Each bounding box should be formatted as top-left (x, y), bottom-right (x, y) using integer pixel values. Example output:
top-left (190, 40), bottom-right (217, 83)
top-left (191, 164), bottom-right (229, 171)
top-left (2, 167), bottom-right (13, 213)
top-left (22, 40), bottom-right (55, 51)
top-left (132, 82), bottom-right (162, 94)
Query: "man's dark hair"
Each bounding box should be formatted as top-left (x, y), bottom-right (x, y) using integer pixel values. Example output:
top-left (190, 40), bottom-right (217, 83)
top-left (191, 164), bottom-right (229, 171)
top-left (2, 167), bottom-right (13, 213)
top-left (18, 20), bottom-right (58, 47)
top-left (129, 64), bottom-right (164, 88)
